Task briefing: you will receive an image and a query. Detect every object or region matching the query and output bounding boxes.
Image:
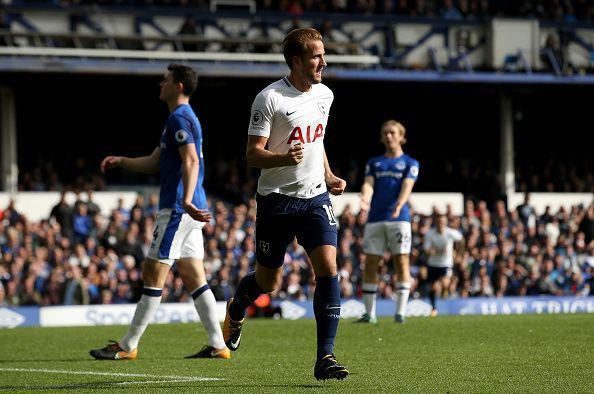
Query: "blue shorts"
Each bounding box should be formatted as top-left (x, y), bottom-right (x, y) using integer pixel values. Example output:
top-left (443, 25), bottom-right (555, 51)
top-left (427, 266), bottom-right (453, 282)
top-left (255, 192), bottom-right (338, 268)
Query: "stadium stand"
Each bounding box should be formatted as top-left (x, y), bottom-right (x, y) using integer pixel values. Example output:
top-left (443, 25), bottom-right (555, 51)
top-left (1, 1), bottom-right (593, 312)
top-left (3, 1), bottom-right (594, 75)
top-left (1, 189), bottom-right (592, 307)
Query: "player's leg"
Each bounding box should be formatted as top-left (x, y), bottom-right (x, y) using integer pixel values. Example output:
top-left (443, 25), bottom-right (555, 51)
top-left (388, 221), bottom-right (412, 323)
top-left (90, 209), bottom-right (186, 360)
top-left (360, 222), bottom-right (386, 323)
top-left (228, 262), bottom-right (282, 321)
top-left (224, 193), bottom-right (291, 351)
top-left (119, 259), bottom-right (171, 350)
top-left (302, 193), bottom-right (348, 380)
top-left (178, 257), bottom-right (229, 359)
top-left (358, 254), bottom-right (382, 323)
top-left (224, 263), bottom-right (283, 351)
top-left (90, 257), bottom-right (170, 360)
top-left (441, 275), bottom-right (452, 298)
top-left (308, 245), bottom-right (349, 380)
top-left (428, 268), bottom-right (443, 316)
top-left (173, 217), bottom-right (228, 359)
top-left (393, 253), bottom-right (411, 323)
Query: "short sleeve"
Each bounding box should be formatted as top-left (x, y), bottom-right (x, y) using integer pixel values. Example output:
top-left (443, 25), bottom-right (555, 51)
top-left (364, 159), bottom-right (375, 178)
top-left (248, 91), bottom-right (275, 138)
top-left (168, 115), bottom-right (195, 147)
top-left (406, 159), bottom-right (420, 181)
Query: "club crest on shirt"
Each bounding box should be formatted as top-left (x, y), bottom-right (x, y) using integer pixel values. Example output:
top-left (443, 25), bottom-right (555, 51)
top-left (258, 240), bottom-right (270, 254)
top-left (317, 102), bottom-right (327, 115)
top-left (396, 161), bottom-right (406, 171)
top-left (175, 130), bottom-right (188, 143)
top-left (252, 109), bottom-right (264, 125)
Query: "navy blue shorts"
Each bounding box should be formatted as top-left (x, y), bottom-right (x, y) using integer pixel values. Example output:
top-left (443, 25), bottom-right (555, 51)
top-left (255, 192), bottom-right (338, 268)
top-left (427, 266), bottom-right (453, 282)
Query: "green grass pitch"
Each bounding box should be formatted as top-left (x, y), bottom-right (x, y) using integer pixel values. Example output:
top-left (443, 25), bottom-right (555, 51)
top-left (1, 314), bottom-right (593, 392)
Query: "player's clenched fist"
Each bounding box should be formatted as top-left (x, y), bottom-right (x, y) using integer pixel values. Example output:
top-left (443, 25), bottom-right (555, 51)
top-left (100, 156), bottom-right (123, 173)
top-left (286, 143), bottom-right (304, 165)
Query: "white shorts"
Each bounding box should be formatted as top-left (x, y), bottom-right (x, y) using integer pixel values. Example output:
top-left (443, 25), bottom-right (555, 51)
top-left (148, 209), bottom-right (205, 265)
top-left (363, 221), bottom-right (412, 256)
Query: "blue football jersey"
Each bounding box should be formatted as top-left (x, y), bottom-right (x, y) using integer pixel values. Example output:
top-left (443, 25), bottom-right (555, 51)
top-left (365, 153), bottom-right (419, 223)
top-left (159, 104), bottom-right (208, 213)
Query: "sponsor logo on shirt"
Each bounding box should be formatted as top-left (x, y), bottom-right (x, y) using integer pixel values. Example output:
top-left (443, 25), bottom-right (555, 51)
top-left (286, 124), bottom-right (324, 144)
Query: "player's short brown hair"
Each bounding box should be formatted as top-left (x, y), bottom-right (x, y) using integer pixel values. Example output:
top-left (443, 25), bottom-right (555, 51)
top-left (282, 28), bottom-right (323, 69)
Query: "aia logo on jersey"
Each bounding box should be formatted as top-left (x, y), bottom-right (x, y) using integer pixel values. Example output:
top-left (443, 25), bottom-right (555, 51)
top-left (287, 124), bottom-right (324, 144)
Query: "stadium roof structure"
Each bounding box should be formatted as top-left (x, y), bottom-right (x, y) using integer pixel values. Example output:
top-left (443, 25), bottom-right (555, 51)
top-left (2, 5), bottom-right (594, 85)
top-left (4, 52), bottom-right (594, 85)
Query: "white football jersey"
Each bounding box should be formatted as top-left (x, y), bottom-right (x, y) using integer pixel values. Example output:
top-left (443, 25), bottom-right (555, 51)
top-left (423, 227), bottom-right (463, 268)
top-left (248, 77), bottom-right (333, 198)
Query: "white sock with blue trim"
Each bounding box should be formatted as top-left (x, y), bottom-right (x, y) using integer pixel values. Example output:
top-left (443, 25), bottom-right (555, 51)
top-left (120, 287), bottom-right (162, 351)
top-left (192, 284), bottom-right (226, 349)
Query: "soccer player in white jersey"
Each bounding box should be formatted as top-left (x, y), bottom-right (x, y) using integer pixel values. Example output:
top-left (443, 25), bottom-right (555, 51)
top-left (90, 64), bottom-right (230, 360)
top-left (358, 120), bottom-right (419, 324)
top-left (222, 28), bottom-right (349, 381)
top-left (423, 214), bottom-right (464, 316)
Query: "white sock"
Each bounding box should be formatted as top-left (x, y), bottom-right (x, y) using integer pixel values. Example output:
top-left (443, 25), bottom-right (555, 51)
top-left (120, 288), bottom-right (162, 351)
top-left (192, 285), bottom-right (226, 349)
top-left (395, 281), bottom-right (411, 317)
top-left (362, 283), bottom-right (378, 318)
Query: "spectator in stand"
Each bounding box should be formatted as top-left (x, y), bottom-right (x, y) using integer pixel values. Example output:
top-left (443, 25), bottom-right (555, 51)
top-left (577, 204), bottom-right (594, 244)
top-left (517, 192), bottom-right (537, 230)
top-left (86, 190), bottom-right (101, 218)
top-left (73, 203), bottom-right (92, 245)
top-left (49, 191), bottom-right (74, 241)
top-left (441, 0), bottom-right (463, 19)
top-left (177, 14), bottom-right (204, 52)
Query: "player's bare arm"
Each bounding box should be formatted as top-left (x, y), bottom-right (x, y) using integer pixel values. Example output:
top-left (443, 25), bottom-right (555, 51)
top-left (100, 146), bottom-right (161, 174)
top-left (392, 178), bottom-right (415, 218)
top-left (360, 175), bottom-right (374, 212)
top-left (246, 135), bottom-right (303, 168)
top-left (179, 144), bottom-right (211, 222)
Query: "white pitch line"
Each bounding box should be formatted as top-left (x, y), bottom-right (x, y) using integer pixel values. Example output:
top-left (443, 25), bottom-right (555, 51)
top-left (0, 367), bottom-right (223, 381)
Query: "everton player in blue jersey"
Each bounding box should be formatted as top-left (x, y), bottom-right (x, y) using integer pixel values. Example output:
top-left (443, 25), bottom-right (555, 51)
top-left (222, 28), bottom-right (349, 380)
top-left (90, 64), bottom-right (230, 360)
top-left (358, 120), bottom-right (419, 324)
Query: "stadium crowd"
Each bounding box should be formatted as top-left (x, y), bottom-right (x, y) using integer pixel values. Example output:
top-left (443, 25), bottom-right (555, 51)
top-left (1, 187), bottom-right (593, 307)
top-left (6, 1), bottom-right (594, 22)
